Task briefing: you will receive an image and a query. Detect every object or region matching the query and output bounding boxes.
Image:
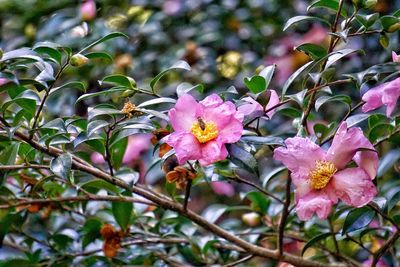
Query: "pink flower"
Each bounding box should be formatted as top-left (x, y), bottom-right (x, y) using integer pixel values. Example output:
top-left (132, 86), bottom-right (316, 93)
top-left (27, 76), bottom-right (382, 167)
top-left (91, 134), bottom-right (151, 165)
top-left (361, 77), bottom-right (400, 117)
top-left (211, 181), bottom-right (235, 196)
top-left (273, 122), bottom-right (378, 220)
top-left (392, 51), bottom-right (400, 62)
top-left (166, 94), bottom-right (243, 165)
top-left (238, 90), bottom-right (280, 119)
top-left (81, 0), bottom-right (96, 21)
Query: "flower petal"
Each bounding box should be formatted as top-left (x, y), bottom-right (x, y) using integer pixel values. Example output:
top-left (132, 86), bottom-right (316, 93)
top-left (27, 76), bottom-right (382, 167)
top-left (327, 122), bottom-right (377, 174)
top-left (203, 101), bottom-right (240, 129)
top-left (265, 89), bottom-right (280, 118)
top-left (166, 132), bottom-right (201, 164)
top-left (217, 117), bottom-right (243, 143)
top-left (361, 86), bottom-right (384, 113)
top-left (169, 94), bottom-right (202, 132)
top-left (332, 168), bottom-right (377, 207)
top-left (273, 137), bottom-right (325, 186)
top-left (200, 93), bottom-right (223, 108)
top-left (295, 190), bottom-right (334, 220)
top-left (122, 134), bottom-right (152, 163)
top-left (211, 181), bottom-right (235, 196)
top-left (199, 140), bottom-right (228, 165)
top-left (381, 81), bottom-right (400, 117)
top-left (237, 97), bottom-right (263, 117)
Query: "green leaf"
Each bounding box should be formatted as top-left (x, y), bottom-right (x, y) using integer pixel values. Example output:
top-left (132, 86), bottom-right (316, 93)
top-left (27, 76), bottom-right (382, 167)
top-left (82, 218), bottom-right (103, 249)
top-left (307, 0), bottom-right (347, 16)
top-left (369, 123), bottom-right (394, 143)
top-left (381, 16), bottom-right (400, 33)
top-left (302, 232), bottom-right (331, 256)
top-left (342, 207), bottom-right (375, 234)
top-left (262, 166), bottom-right (287, 187)
top-left (388, 190), bottom-right (400, 212)
top-left (84, 52), bottom-right (113, 63)
top-left (0, 143), bottom-right (20, 165)
top-left (246, 191), bottom-right (270, 214)
top-left (243, 75), bottom-right (266, 93)
top-left (356, 13), bottom-right (379, 29)
top-left (283, 16), bottom-right (330, 31)
top-left (137, 97), bottom-right (176, 108)
top-left (88, 107), bottom-right (123, 121)
top-left (227, 144), bottom-right (257, 173)
top-left (377, 149), bottom-right (400, 177)
top-left (315, 95), bottom-right (352, 111)
top-left (78, 32), bottom-right (129, 54)
top-left (100, 74), bottom-right (136, 89)
top-left (150, 60), bottom-right (191, 90)
top-left (201, 204), bottom-right (227, 224)
top-left (345, 114), bottom-right (370, 128)
top-left (50, 153), bottom-right (72, 179)
top-left (282, 61), bottom-right (313, 97)
top-left (110, 137), bottom-right (128, 170)
top-left (33, 45), bottom-right (62, 65)
top-left (87, 120), bottom-right (110, 136)
top-left (296, 43), bottom-right (327, 60)
top-left (76, 87), bottom-right (127, 103)
top-left (49, 81), bottom-right (86, 96)
top-left (80, 179), bottom-right (119, 194)
top-left (112, 190), bottom-right (133, 231)
top-left (259, 64), bottom-right (276, 89)
top-left (240, 135), bottom-right (284, 146)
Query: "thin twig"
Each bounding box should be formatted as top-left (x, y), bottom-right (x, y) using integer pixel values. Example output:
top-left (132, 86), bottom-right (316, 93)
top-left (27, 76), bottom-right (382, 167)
top-left (223, 255), bottom-right (253, 267)
top-left (278, 175), bottom-right (291, 255)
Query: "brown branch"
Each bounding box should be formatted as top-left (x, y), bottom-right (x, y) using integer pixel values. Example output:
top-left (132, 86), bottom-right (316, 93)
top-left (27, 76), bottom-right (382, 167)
top-left (371, 230), bottom-right (400, 266)
top-left (278, 175), bottom-right (291, 255)
top-left (223, 255), bottom-right (253, 267)
top-left (10, 130), bottom-right (346, 267)
top-left (0, 194), bottom-right (155, 209)
top-left (0, 164), bottom-right (50, 171)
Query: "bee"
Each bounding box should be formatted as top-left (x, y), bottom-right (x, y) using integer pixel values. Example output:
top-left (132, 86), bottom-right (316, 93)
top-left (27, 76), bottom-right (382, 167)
top-left (197, 117), bottom-right (206, 131)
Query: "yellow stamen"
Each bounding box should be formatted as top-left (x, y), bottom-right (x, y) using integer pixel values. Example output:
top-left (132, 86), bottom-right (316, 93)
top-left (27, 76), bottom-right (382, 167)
top-left (191, 120), bottom-right (218, 143)
top-left (309, 160), bottom-right (337, 190)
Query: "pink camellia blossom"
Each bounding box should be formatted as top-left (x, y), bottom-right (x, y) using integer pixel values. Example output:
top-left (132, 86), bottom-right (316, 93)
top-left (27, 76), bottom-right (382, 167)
top-left (361, 77), bottom-right (400, 117)
top-left (80, 0), bottom-right (96, 21)
top-left (166, 94), bottom-right (243, 165)
top-left (211, 181), bottom-right (235, 196)
top-left (392, 51), bottom-right (400, 62)
top-left (273, 122), bottom-right (378, 220)
top-left (238, 90), bottom-right (280, 119)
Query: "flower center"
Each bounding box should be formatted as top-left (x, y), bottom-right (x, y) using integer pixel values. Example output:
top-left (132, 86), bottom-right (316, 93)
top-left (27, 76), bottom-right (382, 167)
top-left (191, 118), bottom-right (219, 143)
top-left (309, 160), bottom-right (337, 190)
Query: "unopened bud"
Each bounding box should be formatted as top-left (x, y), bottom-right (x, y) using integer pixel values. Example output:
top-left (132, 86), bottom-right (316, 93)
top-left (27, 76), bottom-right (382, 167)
top-left (242, 212), bottom-right (261, 227)
top-left (81, 0), bottom-right (96, 21)
top-left (70, 54), bottom-right (89, 67)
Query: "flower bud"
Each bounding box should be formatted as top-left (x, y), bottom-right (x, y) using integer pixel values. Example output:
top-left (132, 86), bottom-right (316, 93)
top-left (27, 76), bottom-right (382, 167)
top-left (70, 54), bottom-right (89, 67)
top-left (81, 0), bottom-right (96, 21)
top-left (242, 212), bottom-right (261, 227)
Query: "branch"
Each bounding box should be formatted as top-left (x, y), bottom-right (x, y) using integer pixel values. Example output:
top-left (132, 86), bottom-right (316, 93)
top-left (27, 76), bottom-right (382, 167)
top-left (278, 175), bottom-right (291, 255)
top-left (371, 230), bottom-right (400, 266)
top-left (11, 129), bottom-right (345, 267)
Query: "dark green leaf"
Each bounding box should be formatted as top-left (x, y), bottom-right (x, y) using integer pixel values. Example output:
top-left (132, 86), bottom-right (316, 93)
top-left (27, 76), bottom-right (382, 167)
top-left (283, 16), bottom-right (330, 31)
top-left (150, 60), bottom-right (191, 90)
top-left (342, 207), bottom-right (375, 234)
top-left (243, 75), bottom-right (266, 93)
top-left (315, 95), bottom-right (352, 111)
top-left (112, 190), bottom-right (133, 231)
top-left (296, 43), bottom-right (327, 60)
top-left (227, 144), bottom-right (257, 173)
top-left (302, 232), bottom-right (331, 256)
top-left (307, 0), bottom-right (347, 16)
top-left (50, 153), bottom-right (72, 179)
top-left (79, 32), bottom-right (129, 54)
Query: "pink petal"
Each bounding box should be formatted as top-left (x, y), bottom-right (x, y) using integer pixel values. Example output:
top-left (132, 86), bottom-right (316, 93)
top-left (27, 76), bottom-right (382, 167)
top-left (361, 86), bottom-right (384, 113)
top-left (295, 190), bottom-right (334, 220)
top-left (166, 132), bottom-right (201, 164)
top-left (169, 94), bottom-right (202, 132)
top-left (200, 93), bottom-right (223, 108)
top-left (265, 89), bottom-right (280, 118)
top-left (381, 82), bottom-right (400, 117)
top-left (91, 152), bottom-right (105, 164)
top-left (273, 137), bottom-right (325, 186)
top-left (211, 181), bottom-right (235, 196)
top-left (237, 97), bottom-right (263, 117)
top-left (122, 134), bottom-right (152, 163)
top-left (392, 51), bottom-right (399, 62)
top-left (202, 101), bottom-right (240, 130)
top-left (217, 116), bottom-right (243, 144)
top-left (199, 140), bottom-right (228, 165)
top-left (332, 168), bottom-right (377, 207)
top-left (327, 122), bottom-right (377, 175)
